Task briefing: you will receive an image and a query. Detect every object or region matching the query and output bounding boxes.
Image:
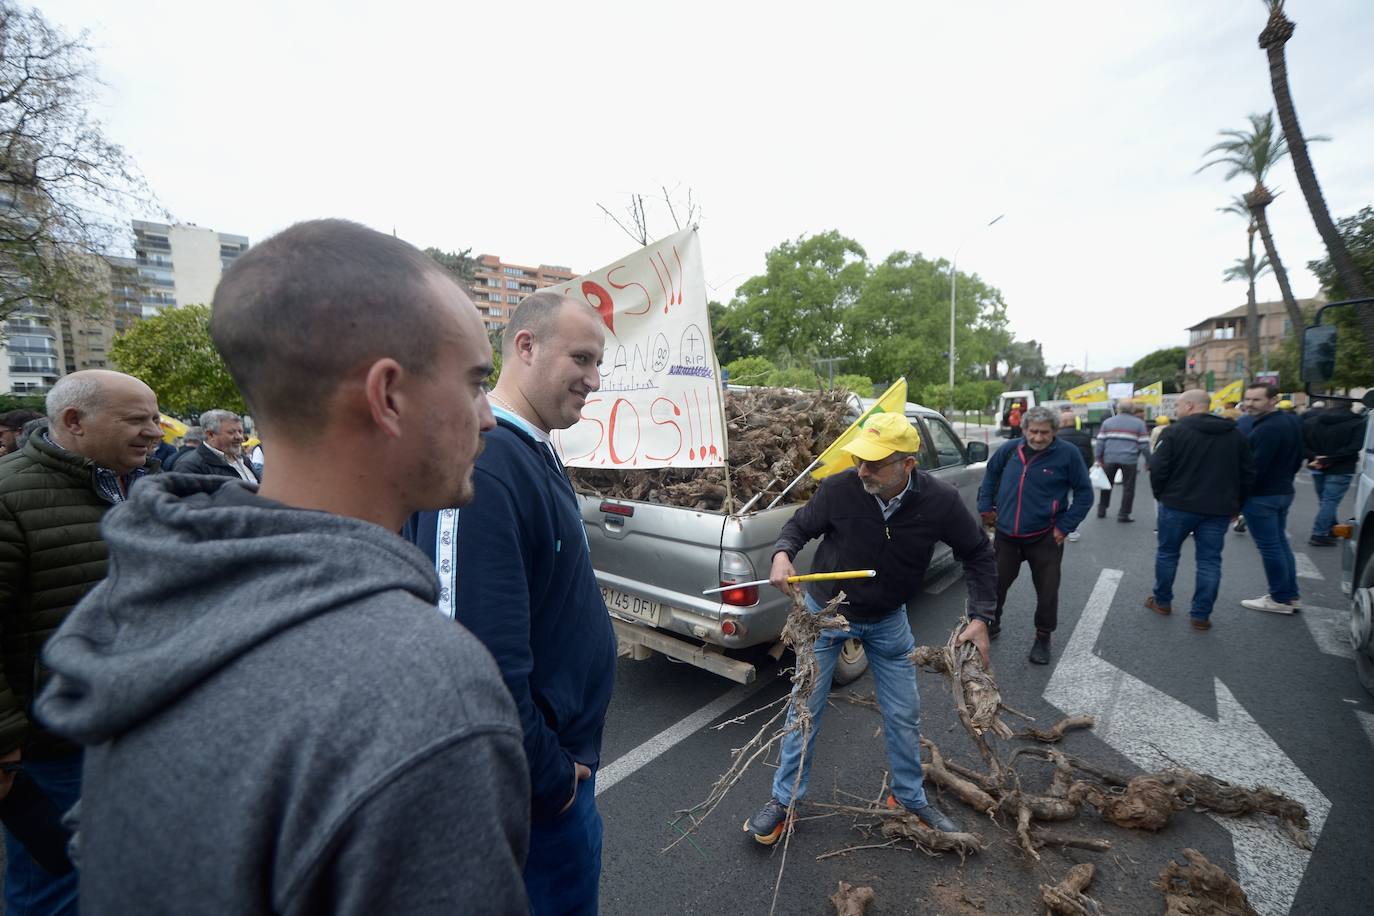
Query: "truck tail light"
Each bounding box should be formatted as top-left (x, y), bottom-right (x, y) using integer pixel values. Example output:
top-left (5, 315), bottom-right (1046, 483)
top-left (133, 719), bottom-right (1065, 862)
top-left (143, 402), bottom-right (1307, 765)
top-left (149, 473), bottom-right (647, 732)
top-left (718, 550), bottom-right (758, 608)
top-left (721, 615), bottom-right (745, 637)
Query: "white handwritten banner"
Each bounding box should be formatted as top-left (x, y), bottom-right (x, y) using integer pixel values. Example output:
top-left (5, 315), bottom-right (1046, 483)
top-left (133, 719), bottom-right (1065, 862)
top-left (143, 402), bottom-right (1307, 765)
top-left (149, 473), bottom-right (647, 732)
top-left (552, 228), bottom-right (727, 469)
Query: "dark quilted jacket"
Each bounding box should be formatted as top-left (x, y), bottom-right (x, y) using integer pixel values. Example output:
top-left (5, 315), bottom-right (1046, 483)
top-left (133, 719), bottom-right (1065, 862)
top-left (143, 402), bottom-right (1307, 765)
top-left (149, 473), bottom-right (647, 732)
top-left (0, 428), bottom-right (155, 756)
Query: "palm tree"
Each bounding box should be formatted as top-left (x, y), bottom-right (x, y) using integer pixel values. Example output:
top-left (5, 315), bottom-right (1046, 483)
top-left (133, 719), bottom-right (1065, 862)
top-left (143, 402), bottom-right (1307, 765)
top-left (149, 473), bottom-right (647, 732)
top-left (1218, 196), bottom-right (1265, 373)
top-left (1223, 250), bottom-right (1271, 373)
top-left (1198, 111), bottom-right (1306, 332)
top-left (1259, 1), bottom-right (1373, 317)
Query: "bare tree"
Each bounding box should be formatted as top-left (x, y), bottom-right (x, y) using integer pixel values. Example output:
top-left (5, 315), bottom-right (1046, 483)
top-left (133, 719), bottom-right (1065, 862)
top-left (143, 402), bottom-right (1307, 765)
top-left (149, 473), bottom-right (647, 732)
top-left (596, 186), bottom-right (700, 247)
top-left (0, 2), bottom-right (155, 323)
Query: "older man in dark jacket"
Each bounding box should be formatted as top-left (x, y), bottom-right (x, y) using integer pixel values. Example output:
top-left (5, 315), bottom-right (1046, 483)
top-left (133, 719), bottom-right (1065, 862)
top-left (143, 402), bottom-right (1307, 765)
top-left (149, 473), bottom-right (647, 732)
top-left (979, 405), bottom-right (1093, 665)
top-left (1147, 390), bottom-right (1255, 630)
top-left (0, 369), bottom-right (161, 915)
top-left (172, 409), bottom-right (260, 482)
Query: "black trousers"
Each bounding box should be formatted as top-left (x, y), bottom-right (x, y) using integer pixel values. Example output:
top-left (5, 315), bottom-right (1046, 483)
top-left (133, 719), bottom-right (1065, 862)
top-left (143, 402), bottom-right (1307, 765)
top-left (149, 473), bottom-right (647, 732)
top-left (1096, 461), bottom-right (1139, 517)
top-left (994, 529), bottom-right (1063, 634)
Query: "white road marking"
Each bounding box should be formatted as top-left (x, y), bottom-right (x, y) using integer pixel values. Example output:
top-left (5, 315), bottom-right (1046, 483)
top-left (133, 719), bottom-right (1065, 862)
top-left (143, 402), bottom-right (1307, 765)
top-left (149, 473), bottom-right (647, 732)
top-left (596, 675), bottom-right (777, 796)
top-left (1358, 711), bottom-right (1374, 752)
top-left (1294, 552), bottom-right (1324, 581)
top-left (1302, 605), bottom-right (1355, 660)
top-left (1045, 569), bottom-right (1330, 916)
top-left (924, 566), bottom-right (964, 595)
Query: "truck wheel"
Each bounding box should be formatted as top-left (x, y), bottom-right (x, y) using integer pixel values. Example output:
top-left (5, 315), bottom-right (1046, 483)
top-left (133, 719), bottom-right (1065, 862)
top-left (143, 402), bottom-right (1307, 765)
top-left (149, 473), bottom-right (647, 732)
top-left (832, 638), bottom-right (869, 686)
top-left (1352, 552), bottom-right (1374, 695)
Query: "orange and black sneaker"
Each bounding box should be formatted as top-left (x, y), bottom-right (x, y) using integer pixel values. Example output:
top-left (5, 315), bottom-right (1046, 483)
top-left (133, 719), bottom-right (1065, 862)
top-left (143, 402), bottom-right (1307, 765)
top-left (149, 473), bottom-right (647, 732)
top-left (743, 798), bottom-right (789, 846)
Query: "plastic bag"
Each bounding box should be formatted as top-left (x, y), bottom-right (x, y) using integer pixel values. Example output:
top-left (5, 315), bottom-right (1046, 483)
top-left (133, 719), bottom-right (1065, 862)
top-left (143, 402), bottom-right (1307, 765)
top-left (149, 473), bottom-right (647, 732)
top-left (1089, 464), bottom-right (1112, 491)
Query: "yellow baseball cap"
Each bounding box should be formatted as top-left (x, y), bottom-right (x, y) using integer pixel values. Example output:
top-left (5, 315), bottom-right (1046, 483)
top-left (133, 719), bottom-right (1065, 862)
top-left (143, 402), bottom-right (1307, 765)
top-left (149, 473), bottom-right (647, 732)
top-left (1155, 415), bottom-right (1170, 425)
top-left (841, 413), bottom-right (922, 462)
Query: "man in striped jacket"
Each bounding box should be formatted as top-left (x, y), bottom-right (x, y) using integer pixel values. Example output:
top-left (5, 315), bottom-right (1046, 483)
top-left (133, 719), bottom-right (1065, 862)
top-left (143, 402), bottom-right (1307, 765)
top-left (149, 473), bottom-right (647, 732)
top-left (1094, 400), bottom-right (1152, 523)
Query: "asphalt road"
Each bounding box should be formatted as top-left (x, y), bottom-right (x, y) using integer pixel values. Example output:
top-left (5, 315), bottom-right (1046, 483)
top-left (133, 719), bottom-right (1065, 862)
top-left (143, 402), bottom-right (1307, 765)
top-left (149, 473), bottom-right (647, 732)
top-left (594, 473), bottom-right (1373, 915)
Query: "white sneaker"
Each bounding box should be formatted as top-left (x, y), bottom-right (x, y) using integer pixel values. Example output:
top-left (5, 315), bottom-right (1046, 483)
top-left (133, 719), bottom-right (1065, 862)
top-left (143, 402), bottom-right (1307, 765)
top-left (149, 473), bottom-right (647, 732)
top-left (1241, 594), bottom-right (1297, 615)
top-left (1068, 531), bottom-right (1081, 542)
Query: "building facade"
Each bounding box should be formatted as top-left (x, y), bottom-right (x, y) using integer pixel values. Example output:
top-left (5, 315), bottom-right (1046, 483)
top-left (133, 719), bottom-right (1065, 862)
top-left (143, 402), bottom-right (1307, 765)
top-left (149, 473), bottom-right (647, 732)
top-left (468, 254), bottom-right (576, 332)
top-left (132, 220), bottom-right (249, 316)
top-left (1185, 297), bottom-right (1320, 388)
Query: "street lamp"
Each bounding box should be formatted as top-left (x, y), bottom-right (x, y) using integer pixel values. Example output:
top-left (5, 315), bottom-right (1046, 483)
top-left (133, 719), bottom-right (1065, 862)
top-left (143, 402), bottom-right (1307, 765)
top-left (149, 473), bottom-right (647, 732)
top-left (948, 213), bottom-right (1005, 415)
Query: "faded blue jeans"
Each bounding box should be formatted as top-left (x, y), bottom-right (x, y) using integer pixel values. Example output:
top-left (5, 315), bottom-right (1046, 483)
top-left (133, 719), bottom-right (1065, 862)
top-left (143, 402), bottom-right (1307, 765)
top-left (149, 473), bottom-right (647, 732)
top-left (3, 752), bottom-right (81, 916)
top-left (1153, 505), bottom-right (1230, 621)
top-left (1242, 493), bottom-right (1300, 604)
top-left (525, 768), bottom-right (602, 916)
top-left (1310, 471), bottom-right (1354, 538)
top-left (772, 594), bottom-right (928, 811)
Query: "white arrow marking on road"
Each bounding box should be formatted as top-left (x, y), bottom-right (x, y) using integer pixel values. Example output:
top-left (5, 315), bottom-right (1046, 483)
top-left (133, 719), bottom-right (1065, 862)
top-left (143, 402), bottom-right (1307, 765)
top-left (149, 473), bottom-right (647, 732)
top-left (1294, 552), bottom-right (1324, 581)
top-left (1301, 605), bottom-right (1355, 660)
top-left (1358, 711), bottom-right (1374, 752)
top-left (1045, 569), bottom-right (1331, 916)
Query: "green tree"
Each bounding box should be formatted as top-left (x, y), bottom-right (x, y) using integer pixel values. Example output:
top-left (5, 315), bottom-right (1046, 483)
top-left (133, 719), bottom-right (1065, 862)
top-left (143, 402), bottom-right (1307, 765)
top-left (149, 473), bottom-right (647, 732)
top-left (1306, 206), bottom-right (1374, 389)
top-left (723, 355), bottom-right (776, 386)
top-left (1001, 340), bottom-right (1045, 387)
top-left (423, 246), bottom-right (479, 285)
top-left (728, 231), bottom-right (868, 364)
top-left (1130, 346), bottom-right (1188, 393)
top-left (110, 304), bottom-right (245, 416)
top-left (831, 373), bottom-right (874, 396)
top-left (1198, 110), bottom-right (1308, 332)
top-left (766, 365), bottom-right (822, 389)
top-left (0, 2), bottom-right (154, 323)
top-left (841, 250), bottom-right (1008, 395)
top-left (708, 300), bottom-right (754, 366)
top-left (1259, 1), bottom-right (1374, 351)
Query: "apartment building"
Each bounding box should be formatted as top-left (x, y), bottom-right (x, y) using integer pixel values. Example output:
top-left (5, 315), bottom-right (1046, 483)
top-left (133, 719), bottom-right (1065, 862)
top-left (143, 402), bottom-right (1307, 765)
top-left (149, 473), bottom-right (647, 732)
top-left (132, 220), bottom-right (250, 316)
top-left (468, 254), bottom-right (577, 332)
top-left (1185, 297), bottom-right (1320, 386)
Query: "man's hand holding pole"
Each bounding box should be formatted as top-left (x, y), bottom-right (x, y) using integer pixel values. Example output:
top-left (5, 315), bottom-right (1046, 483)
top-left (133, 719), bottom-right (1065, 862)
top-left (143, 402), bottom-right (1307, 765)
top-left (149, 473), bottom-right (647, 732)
top-left (769, 552), bottom-right (797, 596)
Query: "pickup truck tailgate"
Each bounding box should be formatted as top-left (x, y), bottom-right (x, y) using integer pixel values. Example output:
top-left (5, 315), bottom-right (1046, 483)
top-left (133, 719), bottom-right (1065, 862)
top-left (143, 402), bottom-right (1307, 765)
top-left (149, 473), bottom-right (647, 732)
top-left (581, 495), bottom-right (730, 625)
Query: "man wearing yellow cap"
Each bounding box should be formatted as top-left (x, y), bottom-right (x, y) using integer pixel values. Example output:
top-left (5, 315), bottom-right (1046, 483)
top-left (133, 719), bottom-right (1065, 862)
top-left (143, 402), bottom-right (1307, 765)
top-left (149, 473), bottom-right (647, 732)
top-left (744, 413), bottom-right (997, 845)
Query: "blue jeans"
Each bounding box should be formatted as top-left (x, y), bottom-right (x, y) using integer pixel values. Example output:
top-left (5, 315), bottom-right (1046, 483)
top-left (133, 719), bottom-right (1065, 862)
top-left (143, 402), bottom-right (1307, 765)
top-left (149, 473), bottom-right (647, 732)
top-left (524, 768), bottom-right (602, 916)
top-left (1311, 471), bottom-right (1354, 537)
top-left (772, 594), bottom-right (927, 811)
top-left (1153, 505), bottom-right (1230, 620)
top-left (1243, 494), bottom-right (1299, 604)
top-left (3, 752), bottom-right (81, 916)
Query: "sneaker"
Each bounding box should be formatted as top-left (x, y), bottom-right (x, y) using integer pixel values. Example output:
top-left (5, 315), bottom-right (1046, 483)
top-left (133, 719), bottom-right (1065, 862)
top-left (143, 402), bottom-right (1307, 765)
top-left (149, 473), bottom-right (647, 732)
top-left (1028, 635), bottom-right (1051, 665)
top-left (1233, 518), bottom-right (1247, 534)
top-left (1241, 594), bottom-right (1296, 615)
top-left (1118, 515), bottom-right (1135, 523)
top-left (887, 795), bottom-right (958, 832)
top-left (1067, 531), bottom-right (1081, 542)
top-left (744, 798), bottom-right (789, 846)
top-left (1309, 535), bottom-right (1336, 547)
top-left (1145, 596), bottom-right (1172, 616)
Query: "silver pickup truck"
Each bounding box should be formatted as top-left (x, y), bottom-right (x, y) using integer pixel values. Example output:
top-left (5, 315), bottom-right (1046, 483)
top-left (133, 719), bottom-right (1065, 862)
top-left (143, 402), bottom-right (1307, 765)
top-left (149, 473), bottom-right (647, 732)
top-left (579, 395), bottom-right (990, 683)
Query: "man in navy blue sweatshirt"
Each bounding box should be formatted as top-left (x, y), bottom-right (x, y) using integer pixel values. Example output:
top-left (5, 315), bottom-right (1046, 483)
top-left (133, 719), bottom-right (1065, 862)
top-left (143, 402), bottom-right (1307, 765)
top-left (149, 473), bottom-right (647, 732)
top-left (406, 291), bottom-right (616, 916)
top-left (1238, 382), bottom-right (1306, 614)
top-left (978, 405), bottom-right (1094, 664)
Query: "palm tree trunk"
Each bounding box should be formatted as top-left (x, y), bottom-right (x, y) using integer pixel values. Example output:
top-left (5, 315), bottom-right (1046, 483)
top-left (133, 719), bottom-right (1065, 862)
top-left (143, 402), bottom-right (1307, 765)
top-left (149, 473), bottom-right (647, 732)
top-left (1260, 5), bottom-right (1374, 350)
top-left (1245, 235), bottom-right (1262, 373)
top-left (1250, 204), bottom-right (1304, 332)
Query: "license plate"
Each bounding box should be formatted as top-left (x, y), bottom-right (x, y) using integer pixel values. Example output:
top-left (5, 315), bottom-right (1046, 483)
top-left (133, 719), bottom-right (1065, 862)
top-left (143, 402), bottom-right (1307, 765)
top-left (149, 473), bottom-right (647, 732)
top-left (601, 586), bottom-right (662, 626)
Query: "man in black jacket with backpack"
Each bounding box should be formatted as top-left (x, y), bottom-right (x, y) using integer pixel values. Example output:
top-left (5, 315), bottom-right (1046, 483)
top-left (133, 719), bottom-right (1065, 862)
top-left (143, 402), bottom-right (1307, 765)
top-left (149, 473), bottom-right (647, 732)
top-left (1303, 402), bottom-right (1367, 546)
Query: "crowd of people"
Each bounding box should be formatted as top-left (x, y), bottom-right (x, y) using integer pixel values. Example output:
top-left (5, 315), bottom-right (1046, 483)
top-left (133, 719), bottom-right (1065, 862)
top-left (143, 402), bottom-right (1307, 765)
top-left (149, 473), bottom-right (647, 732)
top-left (0, 214), bottom-right (1365, 913)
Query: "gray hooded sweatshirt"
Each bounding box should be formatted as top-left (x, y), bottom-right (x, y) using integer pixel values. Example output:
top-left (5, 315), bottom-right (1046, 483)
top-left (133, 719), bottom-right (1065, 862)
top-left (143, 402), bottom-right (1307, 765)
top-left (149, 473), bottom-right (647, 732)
top-left (35, 475), bottom-right (530, 915)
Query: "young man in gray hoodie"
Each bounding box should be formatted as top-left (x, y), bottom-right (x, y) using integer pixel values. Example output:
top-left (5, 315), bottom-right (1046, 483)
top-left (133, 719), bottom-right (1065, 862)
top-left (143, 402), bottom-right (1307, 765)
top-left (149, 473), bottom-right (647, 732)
top-left (36, 220), bottom-right (530, 914)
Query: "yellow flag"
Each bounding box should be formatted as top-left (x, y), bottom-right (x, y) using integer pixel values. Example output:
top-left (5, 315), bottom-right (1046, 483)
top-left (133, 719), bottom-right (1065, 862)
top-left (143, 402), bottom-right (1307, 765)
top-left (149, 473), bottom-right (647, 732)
top-left (1067, 378), bottom-right (1108, 404)
top-left (810, 378), bottom-right (908, 480)
top-left (1133, 381), bottom-right (1163, 407)
top-left (1210, 379), bottom-right (1244, 412)
top-left (159, 414), bottom-right (188, 444)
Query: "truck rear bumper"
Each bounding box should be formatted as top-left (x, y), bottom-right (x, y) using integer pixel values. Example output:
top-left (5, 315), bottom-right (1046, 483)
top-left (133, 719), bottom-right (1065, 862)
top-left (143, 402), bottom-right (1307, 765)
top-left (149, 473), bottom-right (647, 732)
top-left (611, 618), bottom-right (757, 684)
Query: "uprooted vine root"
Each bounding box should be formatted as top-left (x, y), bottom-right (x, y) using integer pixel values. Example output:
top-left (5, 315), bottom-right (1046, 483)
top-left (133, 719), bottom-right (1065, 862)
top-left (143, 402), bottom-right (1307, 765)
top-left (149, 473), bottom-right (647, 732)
top-left (1154, 848), bottom-right (1259, 916)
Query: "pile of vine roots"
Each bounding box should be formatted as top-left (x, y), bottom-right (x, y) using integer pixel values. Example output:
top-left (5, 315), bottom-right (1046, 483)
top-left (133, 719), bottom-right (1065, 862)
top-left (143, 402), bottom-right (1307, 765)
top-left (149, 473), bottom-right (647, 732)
top-left (820, 623), bottom-right (1309, 914)
top-left (567, 387), bottom-right (853, 512)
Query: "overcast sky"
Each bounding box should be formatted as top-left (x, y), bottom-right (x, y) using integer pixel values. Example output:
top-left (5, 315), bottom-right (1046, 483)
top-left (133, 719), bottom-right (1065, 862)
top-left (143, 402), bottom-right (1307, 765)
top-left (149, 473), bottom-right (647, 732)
top-left (42, 0), bottom-right (1374, 373)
